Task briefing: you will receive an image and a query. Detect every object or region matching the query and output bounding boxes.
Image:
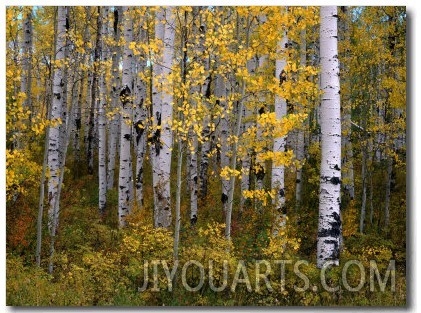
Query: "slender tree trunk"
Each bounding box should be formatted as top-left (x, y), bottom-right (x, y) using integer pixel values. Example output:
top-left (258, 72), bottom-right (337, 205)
top-left (152, 7), bottom-right (175, 228)
top-left (187, 9), bottom-right (199, 225)
top-left (36, 103), bottom-right (51, 267)
top-left (272, 32), bottom-right (288, 228)
top-left (174, 139), bottom-right (183, 260)
top-left (216, 74), bottom-right (230, 216)
top-left (118, 6), bottom-right (134, 227)
top-left (133, 24), bottom-right (148, 208)
top-left (47, 7), bottom-right (67, 267)
top-left (49, 82), bottom-right (74, 273)
top-left (384, 157), bottom-right (393, 229)
top-left (73, 12), bottom-right (91, 175)
top-left (107, 6), bottom-right (122, 191)
top-left (239, 57), bottom-right (256, 212)
top-left (87, 8), bottom-right (101, 175)
top-left (98, 7), bottom-right (108, 215)
top-left (198, 14), bottom-right (212, 200)
top-left (295, 28), bottom-right (306, 212)
top-left (360, 145), bottom-right (367, 233)
top-left (317, 6), bottom-right (342, 269)
top-left (20, 7), bottom-right (33, 126)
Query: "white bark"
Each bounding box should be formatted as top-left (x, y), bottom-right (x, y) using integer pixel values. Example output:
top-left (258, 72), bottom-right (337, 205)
top-left (295, 28), bottom-right (306, 211)
top-left (216, 74), bottom-right (230, 214)
top-left (189, 132), bottom-right (199, 225)
top-left (272, 33), bottom-right (288, 227)
top-left (152, 7), bottom-right (175, 228)
top-left (87, 8), bottom-right (101, 175)
top-left (20, 8), bottom-right (33, 116)
top-left (317, 6), bottom-right (342, 269)
top-left (199, 16), bottom-right (212, 200)
top-left (118, 6), bottom-right (134, 227)
top-left (133, 25), bottom-right (148, 208)
top-left (188, 9), bottom-right (200, 225)
top-left (107, 6), bottom-right (122, 190)
top-left (36, 102), bottom-right (52, 267)
top-left (98, 7), bottom-right (108, 214)
top-left (47, 6), bottom-right (67, 236)
top-left (255, 55), bottom-right (267, 194)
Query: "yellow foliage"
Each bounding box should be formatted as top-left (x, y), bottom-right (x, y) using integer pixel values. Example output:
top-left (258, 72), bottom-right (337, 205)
top-left (6, 149), bottom-right (41, 201)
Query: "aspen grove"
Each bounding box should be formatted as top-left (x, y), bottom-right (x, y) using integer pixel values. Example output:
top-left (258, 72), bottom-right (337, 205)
top-left (6, 6), bottom-right (406, 306)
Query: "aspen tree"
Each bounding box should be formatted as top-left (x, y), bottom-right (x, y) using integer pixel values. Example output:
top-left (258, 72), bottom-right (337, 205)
top-left (47, 5), bottom-right (67, 251)
top-left (98, 7), bottom-right (108, 215)
top-left (118, 6), bottom-right (134, 227)
top-left (133, 12), bottom-right (148, 208)
top-left (272, 31), bottom-right (288, 226)
top-left (151, 7), bottom-right (175, 228)
top-left (317, 6), bottom-right (342, 268)
top-left (87, 8), bottom-right (101, 175)
top-left (295, 27), bottom-right (306, 211)
top-left (198, 12), bottom-right (212, 200)
top-left (20, 7), bottom-right (33, 123)
top-left (107, 6), bottom-right (122, 190)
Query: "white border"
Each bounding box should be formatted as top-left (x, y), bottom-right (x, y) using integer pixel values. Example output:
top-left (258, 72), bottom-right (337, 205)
top-left (2, 2), bottom-right (418, 312)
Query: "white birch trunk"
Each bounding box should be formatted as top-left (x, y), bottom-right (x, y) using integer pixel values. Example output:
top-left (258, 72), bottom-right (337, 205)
top-left (188, 9), bottom-right (199, 225)
top-left (152, 7), bottom-right (174, 228)
top-left (272, 33), bottom-right (288, 227)
top-left (107, 6), bottom-right (122, 190)
top-left (98, 7), bottom-right (108, 215)
top-left (47, 6), bottom-right (67, 236)
top-left (189, 130), bottom-right (199, 225)
top-left (133, 25), bottom-right (148, 208)
top-left (118, 6), bottom-right (134, 227)
top-left (198, 16), bottom-right (212, 200)
top-left (255, 55), bottom-right (267, 194)
top-left (216, 74), bottom-right (230, 214)
top-left (295, 28), bottom-right (306, 211)
top-left (317, 6), bottom-right (342, 269)
top-left (87, 8), bottom-right (101, 175)
top-left (20, 8), bottom-right (33, 117)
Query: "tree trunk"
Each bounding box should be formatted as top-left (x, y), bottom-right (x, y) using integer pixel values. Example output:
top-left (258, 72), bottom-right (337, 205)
top-left (133, 23), bottom-right (148, 208)
top-left (36, 103), bottom-right (51, 267)
top-left (384, 157), bottom-right (393, 229)
top-left (20, 7), bottom-right (33, 124)
top-left (272, 32), bottom-right (288, 228)
top-left (216, 74), bottom-right (230, 216)
top-left (47, 5), bottom-right (67, 249)
top-left (151, 7), bottom-right (175, 228)
top-left (198, 14), bottom-right (212, 200)
top-left (107, 6), bottom-right (122, 191)
top-left (317, 6), bottom-right (342, 269)
top-left (87, 8), bottom-right (101, 175)
top-left (174, 139), bottom-right (183, 260)
top-left (98, 7), bottom-right (108, 215)
top-left (360, 145), bottom-right (367, 233)
top-left (295, 28), bottom-right (306, 212)
top-left (118, 6), bottom-right (134, 227)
